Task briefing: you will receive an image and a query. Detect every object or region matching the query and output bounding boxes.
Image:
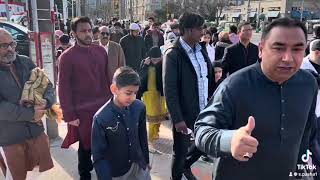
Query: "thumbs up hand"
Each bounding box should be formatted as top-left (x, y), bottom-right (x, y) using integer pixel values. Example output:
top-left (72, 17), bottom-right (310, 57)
top-left (230, 116), bottom-right (259, 161)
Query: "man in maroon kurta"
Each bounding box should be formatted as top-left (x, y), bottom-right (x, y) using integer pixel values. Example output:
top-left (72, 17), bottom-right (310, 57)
top-left (58, 16), bottom-right (111, 180)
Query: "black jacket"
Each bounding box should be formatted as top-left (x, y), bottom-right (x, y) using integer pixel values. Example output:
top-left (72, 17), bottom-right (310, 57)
top-left (144, 30), bottom-right (164, 51)
top-left (222, 42), bottom-right (259, 76)
top-left (0, 55), bottom-right (55, 146)
top-left (119, 34), bottom-right (146, 71)
top-left (138, 59), bottom-right (163, 99)
top-left (92, 99), bottom-right (149, 179)
top-left (163, 39), bottom-right (214, 129)
top-left (215, 41), bottom-right (231, 61)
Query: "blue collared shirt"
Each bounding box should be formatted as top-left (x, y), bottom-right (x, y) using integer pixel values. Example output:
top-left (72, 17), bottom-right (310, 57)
top-left (92, 99), bottom-right (149, 179)
top-left (179, 37), bottom-right (208, 111)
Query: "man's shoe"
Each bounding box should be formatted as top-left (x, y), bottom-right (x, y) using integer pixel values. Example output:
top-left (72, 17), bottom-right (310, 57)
top-left (183, 168), bottom-right (197, 180)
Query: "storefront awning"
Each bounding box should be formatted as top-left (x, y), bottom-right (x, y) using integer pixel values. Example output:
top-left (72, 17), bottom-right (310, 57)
top-left (231, 12), bottom-right (241, 18)
top-left (267, 11), bottom-right (280, 18)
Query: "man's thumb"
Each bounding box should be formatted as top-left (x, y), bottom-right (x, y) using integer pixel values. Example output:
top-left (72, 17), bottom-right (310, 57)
top-left (245, 116), bottom-right (255, 135)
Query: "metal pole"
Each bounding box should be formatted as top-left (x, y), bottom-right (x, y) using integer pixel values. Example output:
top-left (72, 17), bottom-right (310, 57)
top-left (247, 0), bottom-right (251, 22)
top-left (31, 0), bottom-right (39, 32)
top-left (72, 0), bottom-right (74, 18)
top-left (76, 0), bottom-right (81, 16)
top-left (300, 0), bottom-right (304, 21)
top-left (62, 0), bottom-right (68, 30)
top-left (257, 0), bottom-right (261, 29)
top-left (5, 0), bottom-right (9, 21)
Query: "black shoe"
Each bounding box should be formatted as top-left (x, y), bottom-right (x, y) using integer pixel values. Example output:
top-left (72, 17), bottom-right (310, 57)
top-left (80, 173), bottom-right (91, 180)
top-left (183, 168), bottom-right (197, 180)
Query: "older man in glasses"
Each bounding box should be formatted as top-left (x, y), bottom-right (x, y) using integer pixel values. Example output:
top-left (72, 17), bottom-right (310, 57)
top-left (0, 28), bottom-right (55, 180)
top-left (99, 26), bottom-right (126, 82)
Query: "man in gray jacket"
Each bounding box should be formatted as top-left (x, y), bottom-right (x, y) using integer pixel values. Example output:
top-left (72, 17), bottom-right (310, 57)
top-left (0, 29), bottom-right (55, 180)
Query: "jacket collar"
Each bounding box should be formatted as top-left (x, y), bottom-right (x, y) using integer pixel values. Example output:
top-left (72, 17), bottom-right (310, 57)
top-left (109, 98), bottom-right (129, 114)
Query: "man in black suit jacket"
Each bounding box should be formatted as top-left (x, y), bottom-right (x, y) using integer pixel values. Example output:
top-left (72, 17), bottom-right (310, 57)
top-left (222, 22), bottom-right (259, 76)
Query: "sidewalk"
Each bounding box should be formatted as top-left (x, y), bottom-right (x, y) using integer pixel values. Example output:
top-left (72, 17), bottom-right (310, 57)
top-left (0, 121), bottom-right (213, 180)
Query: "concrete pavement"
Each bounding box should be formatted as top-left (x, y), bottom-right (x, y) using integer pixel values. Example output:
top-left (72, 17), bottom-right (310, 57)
top-left (0, 121), bottom-right (212, 180)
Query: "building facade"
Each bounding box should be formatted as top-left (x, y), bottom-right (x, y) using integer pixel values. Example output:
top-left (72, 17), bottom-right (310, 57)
top-left (221, 0), bottom-right (320, 24)
top-left (124, 0), bottom-right (165, 21)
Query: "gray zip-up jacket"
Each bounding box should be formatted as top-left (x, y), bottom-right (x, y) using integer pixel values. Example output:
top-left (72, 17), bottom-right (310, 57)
top-left (0, 55), bottom-right (55, 146)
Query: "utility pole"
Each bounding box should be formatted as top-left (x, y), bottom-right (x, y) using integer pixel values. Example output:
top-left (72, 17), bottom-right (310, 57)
top-left (29, 0), bottom-right (58, 139)
top-left (5, 0), bottom-right (9, 21)
top-left (300, 0), bottom-right (304, 21)
top-left (247, 0), bottom-right (251, 22)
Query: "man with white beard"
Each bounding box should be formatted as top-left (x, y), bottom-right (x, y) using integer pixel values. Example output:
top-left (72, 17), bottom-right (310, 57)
top-left (0, 28), bottom-right (55, 180)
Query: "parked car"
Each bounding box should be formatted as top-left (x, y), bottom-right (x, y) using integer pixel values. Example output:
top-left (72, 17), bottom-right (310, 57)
top-left (0, 21), bottom-right (29, 56)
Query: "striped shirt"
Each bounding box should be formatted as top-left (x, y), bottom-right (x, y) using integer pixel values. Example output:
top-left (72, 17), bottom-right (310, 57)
top-left (179, 37), bottom-right (208, 111)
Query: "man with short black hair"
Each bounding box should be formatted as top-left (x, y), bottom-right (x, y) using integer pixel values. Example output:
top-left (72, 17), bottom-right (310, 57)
top-left (163, 12), bottom-right (214, 180)
top-left (222, 21), bottom-right (259, 76)
top-left (195, 17), bottom-right (319, 180)
top-left (59, 16), bottom-right (112, 180)
top-left (144, 22), bottom-right (164, 51)
top-left (110, 22), bottom-right (125, 43)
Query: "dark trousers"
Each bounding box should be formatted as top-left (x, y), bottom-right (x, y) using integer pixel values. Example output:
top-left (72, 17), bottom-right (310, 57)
top-left (171, 127), bottom-right (203, 180)
top-left (78, 141), bottom-right (93, 180)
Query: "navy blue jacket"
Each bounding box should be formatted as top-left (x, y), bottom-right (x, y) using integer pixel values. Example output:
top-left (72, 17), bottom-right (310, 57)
top-left (92, 99), bottom-right (149, 179)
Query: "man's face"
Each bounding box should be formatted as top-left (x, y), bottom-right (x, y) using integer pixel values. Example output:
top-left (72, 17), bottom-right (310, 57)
top-left (172, 28), bottom-right (180, 36)
top-left (201, 34), bottom-right (211, 44)
top-left (73, 22), bottom-right (93, 46)
top-left (239, 24), bottom-right (253, 42)
top-left (152, 25), bottom-right (159, 32)
top-left (148, 19), bottom-right (154, 26)
top-left (214, 67), bottom-right (223, 82)
top-left (0, 32), bottom-right (17, 63)
top-left (259, 26), bottom-right (306, 84)
top-left (189, 26), bottom-right (203, 43)
top-left (131, 30), bottom-right (139, 37)
top-left (99, 27), bottom-right (110, 45)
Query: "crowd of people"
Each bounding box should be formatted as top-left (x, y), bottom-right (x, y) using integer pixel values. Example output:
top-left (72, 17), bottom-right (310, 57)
top-left (1, 11), bottom-right (320, 180)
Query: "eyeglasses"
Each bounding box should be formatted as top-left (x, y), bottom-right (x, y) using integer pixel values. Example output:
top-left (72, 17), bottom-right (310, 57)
top-left (101, 32), bottom-right (110, 36)
top-left (0, 41), bottom-right (17, 50)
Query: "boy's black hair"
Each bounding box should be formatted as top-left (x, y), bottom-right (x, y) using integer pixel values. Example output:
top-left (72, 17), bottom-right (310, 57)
top-left (148, 17), bottom-right (155, 22)
top-left (178, 12), bottom-right (204, 36)
top-left (114, 22), bottom-right (122, 27)
top-left (92, 26), bottom-right (100, 34)
top-left (229, 25), bottom-right (238, 34)
top-left (59, 34), bottom-right (70, 44)
top-left (71, 16), bottom-right (92, 32)
top-left (113, 67), bottom-right (141, 88)
top-left (213, 60), bottom-right (222, 68)
top-left (237, 21), bottom-right (251, 33)
top-left (203, 29), bottom-right (212, 36)
top-left (314, 26), bottom-right (320, 37)
top-left (261, 17), bottom-right (307, 42)
top-left (147, 47), bottom-right (162, 58)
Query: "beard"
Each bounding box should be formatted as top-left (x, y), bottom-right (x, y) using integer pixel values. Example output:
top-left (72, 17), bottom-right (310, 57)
top-left (0, 51), bottom-right (16, 64)
top-left (75, 34), bottom-right (92, 46)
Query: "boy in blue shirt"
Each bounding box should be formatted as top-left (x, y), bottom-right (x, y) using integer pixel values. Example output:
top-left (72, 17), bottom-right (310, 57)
top-left (92, 67), bottom-right (151, 180)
